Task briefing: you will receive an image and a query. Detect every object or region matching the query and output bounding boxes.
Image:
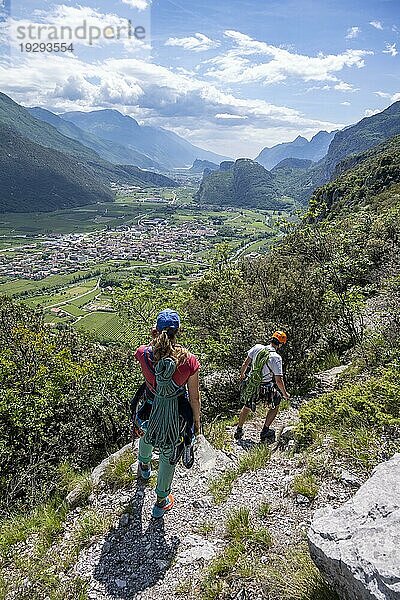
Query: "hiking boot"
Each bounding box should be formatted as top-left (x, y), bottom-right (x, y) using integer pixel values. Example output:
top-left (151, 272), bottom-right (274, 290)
top-left (260, 427), bottom-right (275, 443)
top-left (234, 426), bottom-right (244, 440)
top-left (152, 494), bottom-right (174, 519)
top-left (137, 461), bottom-right (152, 481)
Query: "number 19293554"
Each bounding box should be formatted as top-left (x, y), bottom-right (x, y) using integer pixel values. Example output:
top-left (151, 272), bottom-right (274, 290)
top-left (20, 43), bottom-right (74, 53)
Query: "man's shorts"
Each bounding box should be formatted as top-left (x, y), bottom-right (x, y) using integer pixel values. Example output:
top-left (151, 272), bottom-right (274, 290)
top-left (243, 381), bottom-right (282, 412)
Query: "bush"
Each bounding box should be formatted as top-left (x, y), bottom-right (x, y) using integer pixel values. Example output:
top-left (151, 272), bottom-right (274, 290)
top-left (0, 297), bottom-right (140, 514)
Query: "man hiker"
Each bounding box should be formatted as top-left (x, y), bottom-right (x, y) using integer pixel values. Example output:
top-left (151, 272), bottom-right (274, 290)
top-left (234, 331), bottom-right (290, 443)
top-left (134, 309), bottom-right (201, 518)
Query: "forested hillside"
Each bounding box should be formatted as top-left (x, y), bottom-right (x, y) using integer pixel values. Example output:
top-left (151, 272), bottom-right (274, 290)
top-left (308, 134), bottom-right (400, 219)
top-left (196, 158), bottom-right (293, 209)
top-left (0, 93), bottom-right (178, 211)
top-left (323, 101), bottom-right (400, 178)
top-left (0, 124), bottom-right (114, 212)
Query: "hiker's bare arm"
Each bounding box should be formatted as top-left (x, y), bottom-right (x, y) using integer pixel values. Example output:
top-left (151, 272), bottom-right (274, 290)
top-left (275, 375), bottom-right (290, 399)
top-left (187, 371), bottom-right (201, 433)
top-left (240, 357), bottom-right (251, 380)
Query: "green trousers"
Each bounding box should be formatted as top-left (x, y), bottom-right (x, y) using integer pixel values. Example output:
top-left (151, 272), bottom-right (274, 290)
top-left (138, 436), bottom-right (176, 499)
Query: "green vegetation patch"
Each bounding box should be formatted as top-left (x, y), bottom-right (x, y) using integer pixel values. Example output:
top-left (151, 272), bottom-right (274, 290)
top-left (209, 444), bottom-right (271, 504)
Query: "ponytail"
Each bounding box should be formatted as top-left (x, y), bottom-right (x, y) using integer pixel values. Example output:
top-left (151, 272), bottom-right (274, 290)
top-left (152, 328), bottom-right (190, 366)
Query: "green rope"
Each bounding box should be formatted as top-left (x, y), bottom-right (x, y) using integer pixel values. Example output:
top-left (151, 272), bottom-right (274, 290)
top-left (144, 357), bottom-right (181, 451)
top-left (242, 347), bottom-right (271, 407)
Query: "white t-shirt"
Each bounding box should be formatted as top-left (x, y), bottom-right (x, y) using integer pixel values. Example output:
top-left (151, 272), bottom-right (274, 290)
top-left (247, 344), bottom-right (283, 384)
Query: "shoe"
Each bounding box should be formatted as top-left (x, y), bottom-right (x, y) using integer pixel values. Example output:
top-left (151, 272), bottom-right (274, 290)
top-left (260, 427), bottom-right (275, 443)
top-left (152, 494), bottom-right (174, 518)
top-left (137, 461), bottom-right (152, 480)
top-left (234, 426), bottom-right (244, 440)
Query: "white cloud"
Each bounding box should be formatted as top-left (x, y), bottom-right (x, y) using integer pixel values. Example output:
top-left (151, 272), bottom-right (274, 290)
top-left (165, 33), bottom-right (220, 52)
top-left (341, 101), bottom-right (351, 106)
top-left (121, 0), bottom-right (151, 10)
top-left (364, 108), bottom-right (381, 117)
top-left (334, 81), bottom-right (358, 92)
top-left (383, 43), bottom-right (398, 57)
top-left (8, 5), bottom-right (149, 50)
top-left (374, 91), bottom-right (400, 103)
top-left (370, 21), bottom-right (383, 30)
top-left (393, 25), bottom-right (399, 34)
top-left (346, 26), bottom-right (361, 39)
top-left (374, 90), bottom-right (391, 98)
top-left (215, 113), bottom-right (248, 119)
top-left (205, 30), bottom-right (372, 85)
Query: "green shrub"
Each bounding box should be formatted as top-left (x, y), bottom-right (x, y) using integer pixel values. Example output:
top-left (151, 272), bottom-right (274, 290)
top-left (292, 472), bottom-right (319, 500)
top-left (297, 366), bottom-right (400, 447)
top-left (0, 297), bottom-right (140, 514)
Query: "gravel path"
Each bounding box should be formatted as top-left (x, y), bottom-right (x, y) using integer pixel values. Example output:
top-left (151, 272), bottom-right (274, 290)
top-left (71, 392), bottom-right (361, 600)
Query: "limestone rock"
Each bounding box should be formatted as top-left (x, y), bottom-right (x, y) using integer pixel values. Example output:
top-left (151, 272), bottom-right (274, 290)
top-left (91, 443), bottom-right (132, 487)
top-left (308, 453), bottom-right (400, 600)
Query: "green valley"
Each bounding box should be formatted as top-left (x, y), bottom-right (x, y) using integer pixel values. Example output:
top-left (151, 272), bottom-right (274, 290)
top-left (0, 186), bottom-right (291, 343)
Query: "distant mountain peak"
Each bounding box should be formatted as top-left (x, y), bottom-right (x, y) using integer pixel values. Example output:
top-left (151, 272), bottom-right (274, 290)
top-left (256, 130), bottom-right (336, 170)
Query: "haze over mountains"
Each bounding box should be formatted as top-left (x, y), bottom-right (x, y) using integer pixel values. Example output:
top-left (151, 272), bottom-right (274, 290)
top-left (255, 130), bottom-right (336, 170)
top-left (60, 109), bottom-right (229, 170)
top-left (197, 101), bottom-right (400, 209)
top-left (1, 88), bottom-right (400, 214)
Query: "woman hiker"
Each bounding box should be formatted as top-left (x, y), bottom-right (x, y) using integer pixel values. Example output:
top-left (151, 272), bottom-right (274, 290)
top-left (134, 309), bottom-right (201, 518)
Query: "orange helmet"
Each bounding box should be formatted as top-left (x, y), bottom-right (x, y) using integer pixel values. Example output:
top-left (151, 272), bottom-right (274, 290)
top-left (272, 330), bottom-right (287, 345)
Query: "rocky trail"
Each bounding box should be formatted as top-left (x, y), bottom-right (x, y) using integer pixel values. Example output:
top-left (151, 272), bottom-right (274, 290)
top-left (58, 366), bottom-right (368, 600)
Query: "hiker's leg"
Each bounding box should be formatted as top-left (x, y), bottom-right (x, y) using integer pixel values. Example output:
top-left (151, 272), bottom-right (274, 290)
top-left (156, 448), bottom-right (176, 500)
top-left (264, 406), bottom-right (279, 428)
top-left (238, 405), bottom-right (251, 427)
top-left (138, 436), bottom-right (153, 466)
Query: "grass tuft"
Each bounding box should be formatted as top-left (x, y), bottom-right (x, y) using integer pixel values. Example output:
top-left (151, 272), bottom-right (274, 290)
top-left (209, 443), bottom-right (271, 504)
top-left (258, 501), bottom-right (272, 518)
top-left (195, 520), bottom-right (215, 537)
top-left (226, 507), bottom-right (271, 548)
top-left (292, 472), bottom-right (319, 500)
top-left (102, 451), bottom-right (136, 490)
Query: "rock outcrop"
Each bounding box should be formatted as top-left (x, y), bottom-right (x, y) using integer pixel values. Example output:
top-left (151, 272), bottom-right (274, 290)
top-left (308, 453), bottom-right (400, 600)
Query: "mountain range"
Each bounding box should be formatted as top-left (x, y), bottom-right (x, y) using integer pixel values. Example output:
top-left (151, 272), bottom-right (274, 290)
top-left (28, 107), bottom-right (161, 171)
top-left (255, 130), bottom-right (336, 170)
top-left (59, 109), bottom-right (229, 170)
top-left (197, 101), bottom-right (400, 209)
top-left (0, 92), bottom-right (178, 212)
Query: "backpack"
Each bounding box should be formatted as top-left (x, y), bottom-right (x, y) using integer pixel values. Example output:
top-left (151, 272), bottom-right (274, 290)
top-left (131, 349), bottom-right (195, 467)
top-left (241, 347), bottom-right (272, 411)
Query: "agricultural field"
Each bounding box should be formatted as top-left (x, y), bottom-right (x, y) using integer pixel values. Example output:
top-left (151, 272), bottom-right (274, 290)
top-left (0, 187), bottom-right (295, 343)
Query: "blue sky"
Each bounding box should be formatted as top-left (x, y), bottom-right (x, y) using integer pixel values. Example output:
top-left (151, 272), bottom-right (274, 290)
top-left (0, 0), bottom-right (399, 156)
